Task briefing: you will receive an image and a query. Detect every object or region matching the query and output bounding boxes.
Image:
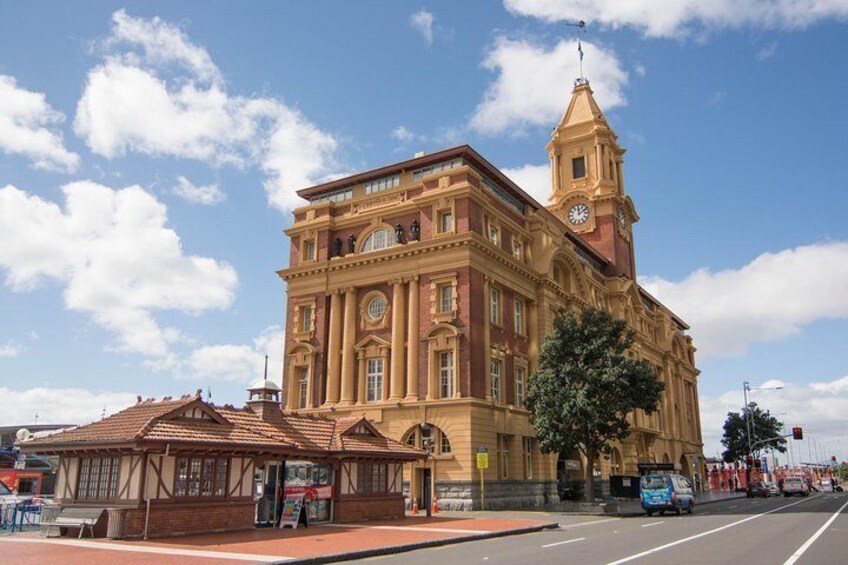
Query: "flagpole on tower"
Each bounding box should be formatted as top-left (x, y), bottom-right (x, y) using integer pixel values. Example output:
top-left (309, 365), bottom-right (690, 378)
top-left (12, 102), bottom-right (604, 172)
top-left (566, 19), bottom-right (587, 85)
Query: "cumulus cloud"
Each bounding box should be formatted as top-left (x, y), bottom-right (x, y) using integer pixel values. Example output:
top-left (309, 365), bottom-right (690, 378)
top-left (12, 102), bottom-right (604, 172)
top-left (756, 41), bottom-right (779, 61)
top-left (0, 387), bottom-right (138, 426)
top-left (504, 0), bottom-right (848, 38)
top-left (699, 376), bottom-right (848, 460)
top-left (74, 10), bottom-right (338, 211)
top-left (172, 176), bottom-right (225, 205)
top-left (182, 325), bottom-right (284, 383)
top-left (470, 37), bottom-right (627, 135)
top-left (410, 10), bottom-right (435, 46)
top-left (0, 75), bottom-right (80, 172)
top-left (391, 125), bottom-right (415, 142)
top-left (0, 182), bottom-right (237, 357)
top-left (641, 241), bottom-right (848, 358)
top-left (501, 163), bottom-right (552, 204)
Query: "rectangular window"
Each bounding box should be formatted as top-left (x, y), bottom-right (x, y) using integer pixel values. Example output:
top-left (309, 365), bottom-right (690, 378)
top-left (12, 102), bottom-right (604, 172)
top-left (297, 366), bottom-right (309, 408)
top-left (76, 456), bottom-right (119, 500)
top-left (438, 210), bottom-right (453, 233)
top-left (490, 287), bottom-right (501, 325)
top-left (515, 365), bottom-right (526, 408)
top-left (364, 174), bottom-right (400, 194)
top-left (487, 223), bottom-right (500, 245)
top-left (512, 238), bottom-right (522, 260)
top-left (302, 239), bottom-right (315, 261)
top-left (499, 435), bottom-right (510, 480)
top-left (412, 158), bottom-right (464, 181)
top-left (572, 156), bottom-right (586, 179)
top-left (523, 437), bottom-right (534, 480)
top-left (439, 351), bottom-right (454, 398)
top-left (174, 457), bottom-right (228, 498)
top-left (514, 299), bottom-right (524, 335)
top-left (490, 358), bottom-right (502, 401)
top-left (357, 463), bottom-right (388, 494)
top-left (438, 284), bottom-right (454, 313)
top-left (440, 431), bottom-right (452, 454)
top-left (299, 305), bottom-right (313, 333)
top-left (310, 188), bottom-right (352, 205)
top-left (366, 358), bottom-right (384, 402)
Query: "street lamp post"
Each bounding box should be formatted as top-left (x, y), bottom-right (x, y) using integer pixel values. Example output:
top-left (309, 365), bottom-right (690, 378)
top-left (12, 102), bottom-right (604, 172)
top-left (742, 381), bottom-right (783, 487)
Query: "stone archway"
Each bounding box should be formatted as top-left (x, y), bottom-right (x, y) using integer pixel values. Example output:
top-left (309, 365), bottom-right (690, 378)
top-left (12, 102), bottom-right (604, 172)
top-left (679, 454), bottom-right (691, 478)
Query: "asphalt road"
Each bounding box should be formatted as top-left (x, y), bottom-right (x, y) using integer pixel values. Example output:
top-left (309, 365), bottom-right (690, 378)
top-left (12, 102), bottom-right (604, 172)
top-left (352, 493), bottom-right (848, 565)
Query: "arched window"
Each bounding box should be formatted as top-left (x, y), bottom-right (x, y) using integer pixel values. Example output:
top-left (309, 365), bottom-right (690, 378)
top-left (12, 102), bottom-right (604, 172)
top-left (403, 425), bottom-right (452, 456)
top-left (360, 228), bottom-right (394, 253)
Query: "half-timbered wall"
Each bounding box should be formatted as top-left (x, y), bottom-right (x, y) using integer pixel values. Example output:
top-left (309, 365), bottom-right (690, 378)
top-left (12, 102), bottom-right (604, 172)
top-left (117, 454), bottom-right (144, 501)
top-left (145, 455), bottom-right (175, 500)
top-left (227, 457), bottom-right (254, 498)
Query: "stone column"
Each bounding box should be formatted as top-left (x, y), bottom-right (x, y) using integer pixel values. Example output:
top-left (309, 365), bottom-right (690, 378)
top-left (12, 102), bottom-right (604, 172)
top-left (483, 277), bottom-right (492, 401)
top-left (528, 298), bottom-right (539, 373)
top-left (405, 276), bottom-right (420, 401)
top-left (390, 280), bottom-right (406, 401)
top-left (324, 291), bottom-right (343, 405)
top-left (357, 352), bottom-right (367, 405)
top-left (339, 287), bottom-right (357, 405)
top-left (596, 144), bottom-right (603, 181)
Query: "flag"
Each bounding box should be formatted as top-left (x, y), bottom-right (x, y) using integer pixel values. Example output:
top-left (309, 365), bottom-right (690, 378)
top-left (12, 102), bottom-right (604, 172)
top-left (578, 39), bottom-right (584, 61)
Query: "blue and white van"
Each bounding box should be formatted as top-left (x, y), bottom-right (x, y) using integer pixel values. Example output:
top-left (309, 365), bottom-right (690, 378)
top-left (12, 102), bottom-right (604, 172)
top-left (640, 473), bottom-right (695, 516)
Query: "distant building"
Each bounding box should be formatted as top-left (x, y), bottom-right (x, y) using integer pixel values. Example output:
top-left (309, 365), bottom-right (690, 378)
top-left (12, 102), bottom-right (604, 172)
top-left (278, 81), bottom-right (704, 509)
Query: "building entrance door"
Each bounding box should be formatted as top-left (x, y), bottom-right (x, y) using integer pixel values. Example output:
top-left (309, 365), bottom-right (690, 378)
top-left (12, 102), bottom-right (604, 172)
top-left (420, 467), bottom-right (432, 517)
top-left (255, 461), bottom-right (285, 526)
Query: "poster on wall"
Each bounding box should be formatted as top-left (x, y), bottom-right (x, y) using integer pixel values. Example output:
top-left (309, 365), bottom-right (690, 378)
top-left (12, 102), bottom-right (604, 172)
top-left (279, 495), bottom-right (304, 529)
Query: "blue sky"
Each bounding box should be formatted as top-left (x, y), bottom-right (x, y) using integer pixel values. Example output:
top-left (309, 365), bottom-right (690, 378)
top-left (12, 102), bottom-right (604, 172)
top-left (1, 1), bottom-right (847, 461)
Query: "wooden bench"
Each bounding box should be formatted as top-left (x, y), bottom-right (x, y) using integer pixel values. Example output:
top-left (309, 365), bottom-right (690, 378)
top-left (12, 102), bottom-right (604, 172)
top-left (41, 507), bottom-right (105, 538)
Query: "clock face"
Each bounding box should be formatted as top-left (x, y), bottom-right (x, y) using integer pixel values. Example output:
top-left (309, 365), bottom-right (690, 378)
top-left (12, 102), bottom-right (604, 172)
top-left (568, 203), bottom-right (590, 225)
top-left (616, 206), bottom-right (627, 228)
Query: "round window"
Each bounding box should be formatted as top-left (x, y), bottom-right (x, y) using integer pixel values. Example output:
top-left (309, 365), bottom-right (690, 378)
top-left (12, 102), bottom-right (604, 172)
top-left (367, 296), bottom-right (386, 320)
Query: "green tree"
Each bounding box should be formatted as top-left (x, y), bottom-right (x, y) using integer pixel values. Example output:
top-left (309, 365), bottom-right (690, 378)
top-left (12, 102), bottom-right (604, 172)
top-left (720, 403), bottom-right (786, 462)
top-left (526, 306), bottom-right (664, 503)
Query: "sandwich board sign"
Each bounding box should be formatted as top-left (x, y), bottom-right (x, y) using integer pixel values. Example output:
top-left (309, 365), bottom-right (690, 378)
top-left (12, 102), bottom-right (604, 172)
top-left (280, 495), bottom-right (304, 529)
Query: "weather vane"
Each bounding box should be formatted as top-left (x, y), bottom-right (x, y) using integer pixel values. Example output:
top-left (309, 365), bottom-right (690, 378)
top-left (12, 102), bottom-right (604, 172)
top-left (565, 19), bottom-right (588, 85)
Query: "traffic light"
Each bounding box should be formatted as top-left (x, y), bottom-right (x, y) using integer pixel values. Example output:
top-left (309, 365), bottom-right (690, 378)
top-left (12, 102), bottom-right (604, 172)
top-left (792, 426), bottom-right (803, 440)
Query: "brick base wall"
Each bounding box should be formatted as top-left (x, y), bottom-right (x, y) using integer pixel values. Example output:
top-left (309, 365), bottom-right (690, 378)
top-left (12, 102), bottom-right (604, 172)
top-left (335, 495), bottom-right (405, 522)
top-left (117, 500), bottom-right (255, 539)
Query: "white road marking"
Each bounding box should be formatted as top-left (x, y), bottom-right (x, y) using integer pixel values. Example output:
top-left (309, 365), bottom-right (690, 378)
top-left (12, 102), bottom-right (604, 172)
top-left (561, 518), bottom-right (620, 529)
top-left (542, 537), bottom-right (586, 548)
top-left (782, 498), bottom-right (848, 565)
top-left (0, 537), bottom-right (291, 562)
top-left (605, 494), bottom-right (821, 565)
top-left (641, 521), bottom-right (664, 528)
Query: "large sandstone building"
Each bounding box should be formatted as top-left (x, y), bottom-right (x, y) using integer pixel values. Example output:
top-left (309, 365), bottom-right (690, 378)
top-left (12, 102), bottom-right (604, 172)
top-left (278, 81), bottom-right (704, 509)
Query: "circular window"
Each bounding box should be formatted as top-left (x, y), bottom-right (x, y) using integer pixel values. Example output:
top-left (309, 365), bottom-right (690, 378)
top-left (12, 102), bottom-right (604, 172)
top-left (367, 296), bottom-right (387, 320)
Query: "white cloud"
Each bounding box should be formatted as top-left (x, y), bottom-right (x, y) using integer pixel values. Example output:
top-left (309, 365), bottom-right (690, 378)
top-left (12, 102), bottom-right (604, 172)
top-left (470, 37), bottom-right (628, 135)
top-left (183, 325), bottom-right (284, 383)
top-left (641, 241), bottom-right (848, 358)
top-left (0, 182), bottom-right (237, 357)
top-left (707, 89), bottom-right (728, 106)
top-left (74, 10), bottom-right (338, 212)
top-left (0, 387), bottom-right (137, 426)
top-left (756, 41), bottom-right (779, 61)
top-left (504, 0), bottom-right (848, 38)
top-left (410, 10), bottom-right (435, 46)
top-left (0, 75), bottom-right (80, 173)
top-left (699, 376), bottom-right (848, 460)
top-left (172, 176), bottom-right (225, 205)
top-left (391, 125), bottom-right (415, 142)
top-left (501, 163), bottom-right (552, 204)
top-left (0, 340), bottom-right (24, 358)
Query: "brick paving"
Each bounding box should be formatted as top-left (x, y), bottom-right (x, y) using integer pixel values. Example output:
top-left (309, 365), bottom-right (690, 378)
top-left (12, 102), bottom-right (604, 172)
top-left (0, 515), bottom-right (555, 565)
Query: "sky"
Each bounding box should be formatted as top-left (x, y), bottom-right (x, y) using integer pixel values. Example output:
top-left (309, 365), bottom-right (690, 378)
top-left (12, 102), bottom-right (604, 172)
top-left (1, 0), bottom-right (847, 463)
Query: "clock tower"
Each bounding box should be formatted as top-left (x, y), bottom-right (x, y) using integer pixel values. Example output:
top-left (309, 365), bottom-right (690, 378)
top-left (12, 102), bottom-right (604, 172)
top-left (545, 80), bottom-right (638, 279)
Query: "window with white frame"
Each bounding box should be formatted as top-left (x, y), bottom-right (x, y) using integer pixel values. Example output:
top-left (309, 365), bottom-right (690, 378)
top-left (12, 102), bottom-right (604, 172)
top-left (438, 210), bottom-right (453, 233)
top-left (487, 222), bottom-right (500, 245)
top-left (364, 174), bottom-right (400, 194)
top-left (412, 158), bottom-right (464, 181)
top-left (310, 188), bottom-right (352, 205)
top-left (76, 456), bottom-right (120, 500)
top-left (515, 365), bottom-right (526, 408)
top-left (299, 305), bottom-right (313, 333)
top-left (439, 351), bottom-right (454, 398)
top-left (490, 358), bottom-right (502, 401)
top-left (514, 298), bottom-right (525, 335)
top-left (367, 295), bottom-right (387, 320)
top-left (523, 437), bottom-right (534, 479)
top-left (438, 284), bottom-right (454, 313)
top-left (366, 358), bottom-right (384, 402)
top-left (440, 431), bottom-right (452, 454)
top-left (490, 287), bottom-right (501, 325)
top-left (360, 228), bottom-right (394, 253)
top-left (512, 237), bottom-right (522, 260)
top-left (297, 366), bottom-right (309, 408)
top-left (302, 238), bottom-right (316, 261)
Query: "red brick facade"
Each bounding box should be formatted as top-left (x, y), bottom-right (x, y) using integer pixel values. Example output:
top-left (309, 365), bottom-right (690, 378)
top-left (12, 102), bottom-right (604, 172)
top-left (334, 495), bottom-right (405, 522)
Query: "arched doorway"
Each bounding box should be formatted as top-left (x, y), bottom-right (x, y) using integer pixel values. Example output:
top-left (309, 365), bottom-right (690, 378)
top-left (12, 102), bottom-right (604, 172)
top-left (679, 454), bottom-right (691, 478)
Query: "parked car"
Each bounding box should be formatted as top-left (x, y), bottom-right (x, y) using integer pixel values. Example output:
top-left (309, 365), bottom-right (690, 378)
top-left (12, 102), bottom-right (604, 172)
top-left (640, 473), bottom-right (695, 516)
top-left (820, 478), bottom-right (832, 491)
top-left (782, 476), bottom-right (810, 497)
top-left (747, 481), bottom-right (770, 498)
top-left (765, 482), bottom-right (781, 496)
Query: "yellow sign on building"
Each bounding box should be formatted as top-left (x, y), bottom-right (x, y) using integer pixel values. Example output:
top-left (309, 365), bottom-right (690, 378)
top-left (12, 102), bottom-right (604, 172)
top-left (476, 448), bottom-right (489, 469)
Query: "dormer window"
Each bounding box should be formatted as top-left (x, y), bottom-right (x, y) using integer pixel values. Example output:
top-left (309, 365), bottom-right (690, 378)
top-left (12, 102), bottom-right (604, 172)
top-left (360, 228), bottom-right (394, 253)
top-left (572, 156), bottom-right (586, 179)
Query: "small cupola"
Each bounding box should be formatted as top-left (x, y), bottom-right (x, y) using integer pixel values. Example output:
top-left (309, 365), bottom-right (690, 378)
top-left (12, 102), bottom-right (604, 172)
top-left (246, 379), bottom-right (283, 422)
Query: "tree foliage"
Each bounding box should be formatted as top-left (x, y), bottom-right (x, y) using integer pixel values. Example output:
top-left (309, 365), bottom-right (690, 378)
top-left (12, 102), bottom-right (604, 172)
top-left (720, 402), bottom-right (786, 462)
top-left (526, 306), bottom-right (664, 502)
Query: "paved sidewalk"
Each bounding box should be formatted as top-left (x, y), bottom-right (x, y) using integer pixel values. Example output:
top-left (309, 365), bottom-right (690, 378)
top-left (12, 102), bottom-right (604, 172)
top-left (0, 515), bottom-right (557, 565)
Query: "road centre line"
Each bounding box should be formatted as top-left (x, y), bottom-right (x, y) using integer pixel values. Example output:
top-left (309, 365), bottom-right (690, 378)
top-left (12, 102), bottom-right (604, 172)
top-left (640, 521), bottom-right (664, 528)
top-left (605, 494), bottom-right (821, 565)
top-left (782, 497), bottom-right (848, 565)
top-left (561, 518), bottom-right (620, 528)
top-left (542, 537), bottom-right (586, 548)
top-left (0, 537), bottom-right (291, 562)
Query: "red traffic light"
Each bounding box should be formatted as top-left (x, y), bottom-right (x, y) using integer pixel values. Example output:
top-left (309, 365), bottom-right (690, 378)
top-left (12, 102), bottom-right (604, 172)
top-left (792, 427), bottom-right (803, 440)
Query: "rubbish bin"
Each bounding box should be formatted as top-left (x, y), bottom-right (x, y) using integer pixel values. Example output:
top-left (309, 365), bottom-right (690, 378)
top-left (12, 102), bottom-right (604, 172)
top-left (106, 508), bottom-right (126, 539)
